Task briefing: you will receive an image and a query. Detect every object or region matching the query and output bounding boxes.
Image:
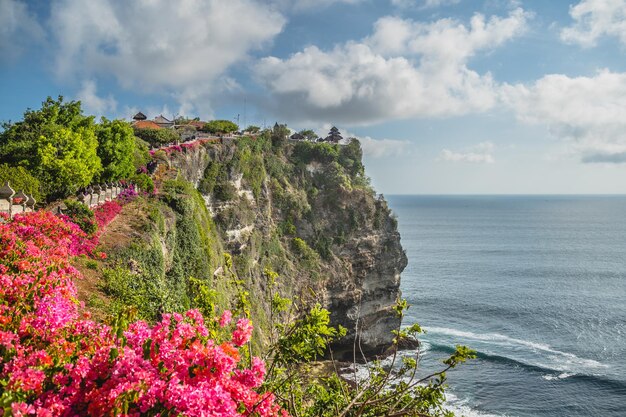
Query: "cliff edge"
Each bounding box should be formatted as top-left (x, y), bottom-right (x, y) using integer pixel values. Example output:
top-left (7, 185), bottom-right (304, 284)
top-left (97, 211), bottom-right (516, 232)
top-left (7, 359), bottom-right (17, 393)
top-left (81, 134), bottom-right (407, 359)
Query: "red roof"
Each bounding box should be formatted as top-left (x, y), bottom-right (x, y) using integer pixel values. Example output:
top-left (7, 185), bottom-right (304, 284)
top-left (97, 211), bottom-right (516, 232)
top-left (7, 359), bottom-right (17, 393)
top-left (132, 120), bottom-right (162, 130)
top-left (188, 120), bottom-right (206, 129)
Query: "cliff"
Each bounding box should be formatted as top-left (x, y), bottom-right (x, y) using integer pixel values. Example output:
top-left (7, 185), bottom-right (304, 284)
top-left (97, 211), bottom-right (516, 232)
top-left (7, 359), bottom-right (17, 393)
top-left (80, 135), bottom-right (407, 359)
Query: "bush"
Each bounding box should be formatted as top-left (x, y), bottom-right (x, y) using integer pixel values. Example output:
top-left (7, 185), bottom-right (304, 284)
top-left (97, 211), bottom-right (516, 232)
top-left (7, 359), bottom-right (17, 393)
top-left (63, 199), bottom-right (97, 235)
top-left (130, 172), bottom-right (154, 193)
top-left (0, 164), bottom-right (42, 202)
top-left (203, 120), bottom-right (238, 134)
top-left (133, 137), bottom-right (151, 169)
top-left (134, 127), bottom-right (180, 147)
top-left (197, 161), bottom-right (221, 195)
top-left (291, 141), bottom-right (339, 165)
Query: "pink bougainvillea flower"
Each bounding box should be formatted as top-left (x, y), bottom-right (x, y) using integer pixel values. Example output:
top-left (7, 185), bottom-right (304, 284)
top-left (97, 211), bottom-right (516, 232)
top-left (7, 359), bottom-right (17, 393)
top-left (219, 310), bottom-right (232, 327)
top-left (232, 318), bottom-right (253, 347)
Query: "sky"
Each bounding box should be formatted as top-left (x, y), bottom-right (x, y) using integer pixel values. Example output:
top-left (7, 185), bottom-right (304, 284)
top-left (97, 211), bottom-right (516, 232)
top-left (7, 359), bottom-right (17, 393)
top-left (2, 0), bottom-right (626, 194)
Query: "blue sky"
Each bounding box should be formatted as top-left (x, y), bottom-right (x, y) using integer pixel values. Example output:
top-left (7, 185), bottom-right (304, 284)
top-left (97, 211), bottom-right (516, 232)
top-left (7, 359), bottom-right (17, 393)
top-left (2, 0), bottom-right (626, 194)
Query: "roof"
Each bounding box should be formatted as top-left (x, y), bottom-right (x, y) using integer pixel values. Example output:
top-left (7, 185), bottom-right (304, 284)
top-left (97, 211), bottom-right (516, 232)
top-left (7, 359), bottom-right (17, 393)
top-left (154, 115), bottom-right (173, 125)
top-left (133, 112), bottom-right (147, 120)
top-left (290, 133), bottom-right (305, 140)
top-left (188, 120), bottom-right (207, 129)
top-left (132, 120), bottom-right (162, 130)
top-left (329, 126), bottom-right (339, 133)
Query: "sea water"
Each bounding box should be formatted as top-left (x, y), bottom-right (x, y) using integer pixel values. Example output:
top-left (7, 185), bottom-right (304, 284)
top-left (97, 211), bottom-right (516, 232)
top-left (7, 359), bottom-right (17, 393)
top-left (386, 195), bottom-right (626, 417)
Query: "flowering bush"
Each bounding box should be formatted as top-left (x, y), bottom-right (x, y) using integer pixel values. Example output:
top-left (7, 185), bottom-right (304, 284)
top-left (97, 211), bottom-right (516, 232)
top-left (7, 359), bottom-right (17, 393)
top-left (0, 212), bottom-right (286, 417)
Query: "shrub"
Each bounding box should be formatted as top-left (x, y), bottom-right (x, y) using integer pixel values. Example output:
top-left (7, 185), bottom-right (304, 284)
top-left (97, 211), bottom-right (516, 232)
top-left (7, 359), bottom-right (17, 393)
top-left (0, 210), bottom-right (285, 417)
top-left (291, 141), bottom-right (339, 165)
top-left (63, 199), bottom-right (97, 235)
top-left (133, 137), bottom-right (151, 169)
top-left (130, 172), bottom-right (154, 193)
top-left (134, 127), bottom-right (180, 147)
top-left (0, 164), bottom-right (42, 202)
top-left (203, 120), bottom-right (238, 134)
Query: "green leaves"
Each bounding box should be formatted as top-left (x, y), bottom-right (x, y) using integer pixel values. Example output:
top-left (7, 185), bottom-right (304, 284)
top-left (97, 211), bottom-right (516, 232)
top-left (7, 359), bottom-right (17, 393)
top-left (96, 118), bottom-right (136, 182)
top-left (36, 126), bottom-right (102, 198)
top-left (0, 96), bottom-right (105, 200)
top-left (443, 345), bottom-right (477, 367)
top-left (203, 120), bottom-right (239, 134)
top-left (276, 304), bottom-right (343, 364)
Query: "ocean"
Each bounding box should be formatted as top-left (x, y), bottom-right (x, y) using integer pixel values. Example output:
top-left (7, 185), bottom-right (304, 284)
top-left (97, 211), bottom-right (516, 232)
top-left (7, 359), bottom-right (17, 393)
top-left (386, 195), bottom-right (626, 417)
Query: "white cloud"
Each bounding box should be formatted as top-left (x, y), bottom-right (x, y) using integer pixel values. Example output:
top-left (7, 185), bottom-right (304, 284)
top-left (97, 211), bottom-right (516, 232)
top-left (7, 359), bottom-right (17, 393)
top-left (502, 70), bottom-right (626, 163)
top-left (561, 0), bottom-right (626, 47)
top-left (391, 0), bottom-right (460, 9)
top-left (273, 0), bottom-right (364, 12)
top-left (255, 8), bottom-right (530, 124)
top-left (76, 80), bottom-right (117, 117)
top-left (439, 142), bottom-right (495, 163)
top-left (49, 0), bottom-right (286, 113)
top-left (359, 136), bottom-right (410, 158)
top-left (0, 0), bottom-right (45, 61)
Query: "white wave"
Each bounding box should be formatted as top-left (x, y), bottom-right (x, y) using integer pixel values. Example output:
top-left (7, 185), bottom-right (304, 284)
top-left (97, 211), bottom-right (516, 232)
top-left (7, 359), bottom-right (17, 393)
top-left (541, 372), bottom-right (575, 381)
top-left (339, 346), bottom-right (433, 385)
top-left (424, 326), bottom-right (607, 374)
top-left (446, 392), bottom-right (509, 417)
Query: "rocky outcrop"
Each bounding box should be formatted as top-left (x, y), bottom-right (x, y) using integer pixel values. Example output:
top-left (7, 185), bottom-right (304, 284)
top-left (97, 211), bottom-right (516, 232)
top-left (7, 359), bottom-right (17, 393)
top-left (167, 140), bottom-right (407, 359)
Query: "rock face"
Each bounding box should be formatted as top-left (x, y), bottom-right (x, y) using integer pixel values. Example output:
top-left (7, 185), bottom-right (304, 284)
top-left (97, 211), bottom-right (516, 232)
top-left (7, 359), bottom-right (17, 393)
top-left (168, 139), bottom-right (407, 359)
top-left (327, 206), bottom-right (407, 359)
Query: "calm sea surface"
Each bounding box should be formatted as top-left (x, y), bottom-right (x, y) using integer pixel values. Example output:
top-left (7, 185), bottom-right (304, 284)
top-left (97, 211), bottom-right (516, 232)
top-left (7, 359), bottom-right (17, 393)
top-left (386, 195), bottom-right (626, 417)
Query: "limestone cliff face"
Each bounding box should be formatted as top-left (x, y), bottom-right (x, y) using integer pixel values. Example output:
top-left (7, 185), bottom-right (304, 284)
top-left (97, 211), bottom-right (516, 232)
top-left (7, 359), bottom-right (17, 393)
top-left (166, 138), bottom-right (407, 359)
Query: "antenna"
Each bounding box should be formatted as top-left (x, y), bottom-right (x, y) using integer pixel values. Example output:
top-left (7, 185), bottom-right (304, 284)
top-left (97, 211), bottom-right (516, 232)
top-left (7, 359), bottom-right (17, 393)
top-left (243, 98), bottom-right (247, 129)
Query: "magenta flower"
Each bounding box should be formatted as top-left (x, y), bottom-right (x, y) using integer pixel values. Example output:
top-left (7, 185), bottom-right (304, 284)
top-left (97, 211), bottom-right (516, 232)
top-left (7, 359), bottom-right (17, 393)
top-left (219, 310), bottom-right (232, 327)
top-left (232, 318), bottom-right (253, 346)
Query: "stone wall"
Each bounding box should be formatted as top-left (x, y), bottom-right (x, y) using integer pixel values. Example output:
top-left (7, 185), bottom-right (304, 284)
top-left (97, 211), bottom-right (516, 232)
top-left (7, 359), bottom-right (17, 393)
top-left (0, 181), bottom-right (137, 219)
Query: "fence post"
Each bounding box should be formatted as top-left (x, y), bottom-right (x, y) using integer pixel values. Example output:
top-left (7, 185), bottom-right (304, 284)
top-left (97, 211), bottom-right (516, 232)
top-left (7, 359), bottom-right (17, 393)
top-left (0, 182), bottom-right (15, 218)
top-left (25, 193), bottom-right (36, 212)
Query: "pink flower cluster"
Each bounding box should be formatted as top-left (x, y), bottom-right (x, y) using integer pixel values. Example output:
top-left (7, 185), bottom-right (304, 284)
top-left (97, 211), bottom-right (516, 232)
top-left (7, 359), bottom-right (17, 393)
top-left (0, 211), bottom-right (286, 417)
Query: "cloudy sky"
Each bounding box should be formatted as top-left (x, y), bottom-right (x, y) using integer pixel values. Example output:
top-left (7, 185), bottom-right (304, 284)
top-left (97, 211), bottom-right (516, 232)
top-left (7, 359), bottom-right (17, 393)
top-left (2, 0), bottom-right (626, 194)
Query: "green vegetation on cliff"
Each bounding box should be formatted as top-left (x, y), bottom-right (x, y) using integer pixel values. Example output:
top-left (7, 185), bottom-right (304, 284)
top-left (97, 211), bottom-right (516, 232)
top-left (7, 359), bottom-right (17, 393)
top-left (1, 98), bottom-right (474, 416)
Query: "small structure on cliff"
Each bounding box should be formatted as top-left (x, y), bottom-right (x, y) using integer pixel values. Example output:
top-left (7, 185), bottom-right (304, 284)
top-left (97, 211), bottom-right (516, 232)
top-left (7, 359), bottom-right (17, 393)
top-left (154, 115), bottom-right (174, 129)
top-left (132, 112), bottom-right (147, 121)
top-left (323, 126), bottom-right (343, 144)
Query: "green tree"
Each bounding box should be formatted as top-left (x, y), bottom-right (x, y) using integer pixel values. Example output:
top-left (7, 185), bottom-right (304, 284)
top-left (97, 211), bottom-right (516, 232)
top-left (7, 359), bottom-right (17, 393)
top-left (0, 96), bottom-right (92, 167)
top-left (271, 123), bottom-right (290, 151)
top-left (0, 164), bottom-right (42, 202)
top-left (338, 138), bottom-right (365, 178)
top-left (203, 120), bottom-right (239, 134)
top-left (244, 125), bottom-right (261, 134)
top-left (96, 118), bottom-right (136, 182)
top-left (133, 128), bottom-right (180, 147)
top-left (0, 97), bottom-right (101, 200)
top-left (133, 137), bottom-right (151, 170)
top-left (36, 126), bottom-right (101, 199)
top-left (299, 129), bottom-right (318, 141)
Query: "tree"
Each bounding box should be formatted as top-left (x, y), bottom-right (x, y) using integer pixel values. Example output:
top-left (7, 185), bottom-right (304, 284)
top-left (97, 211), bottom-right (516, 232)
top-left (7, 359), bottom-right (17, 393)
top-left (133, 127), bottom-right (180, 147)
top-left (96, 118), bottom-right (136, 182)
top-left (299, 129), bottom-right (318, 141)
top-left (271, 123), bottom-right (290, 151)
top-left (203, 120), bottom-right (239, 134)
top-left (244, 125), bottom-right (261, 134)
top-left (0, 164), bottom-right (42, 202)
top-left (0, 96), bottom-right (101, 200)
top-left (0, 96), bottom-right (92, 167)
top-left (36, 126), bottom-right (101, 199)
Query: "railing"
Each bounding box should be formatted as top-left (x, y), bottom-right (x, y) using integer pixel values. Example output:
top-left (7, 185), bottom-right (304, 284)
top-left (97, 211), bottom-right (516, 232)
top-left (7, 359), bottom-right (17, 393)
top-left (0, 182), bottom-right (36, 218)
top-left (0, 181), bottom-right (139, 219)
